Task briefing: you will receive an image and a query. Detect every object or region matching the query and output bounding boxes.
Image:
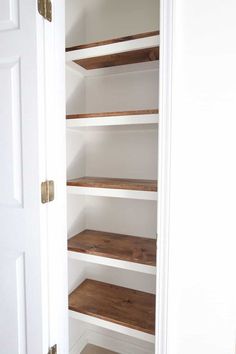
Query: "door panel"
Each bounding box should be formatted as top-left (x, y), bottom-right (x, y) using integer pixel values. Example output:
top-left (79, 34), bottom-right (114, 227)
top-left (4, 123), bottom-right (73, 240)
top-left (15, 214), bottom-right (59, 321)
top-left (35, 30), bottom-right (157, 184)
top-left (0, 58), bottom-right (23, 207)
top-left (0, 252), bottom-right (26, 353)
top-left (0, 0), bottom-right (19, 31)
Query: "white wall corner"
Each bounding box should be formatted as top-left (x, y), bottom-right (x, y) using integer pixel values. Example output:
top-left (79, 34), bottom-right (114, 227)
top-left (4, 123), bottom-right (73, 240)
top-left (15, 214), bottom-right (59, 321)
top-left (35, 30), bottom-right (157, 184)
top-left (69, 327), bottom-right (154, 354)
top-left (70, 332), bottom-right (88, 354)
top-left (86, 329), bottom-right (154, 354)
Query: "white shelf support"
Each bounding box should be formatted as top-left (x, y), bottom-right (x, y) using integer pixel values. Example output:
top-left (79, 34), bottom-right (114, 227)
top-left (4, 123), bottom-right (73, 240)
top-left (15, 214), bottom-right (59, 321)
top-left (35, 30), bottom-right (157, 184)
top-left (69, 310), bottom-right (155, 344)
top-left (68, 251), bottom-right (156, 275)
top-left (66, 35), bottom-right (160, 63)
top-left (67, 186), bottom-right (158, 201)
top-left (66, 113), bottom-right (159, 128)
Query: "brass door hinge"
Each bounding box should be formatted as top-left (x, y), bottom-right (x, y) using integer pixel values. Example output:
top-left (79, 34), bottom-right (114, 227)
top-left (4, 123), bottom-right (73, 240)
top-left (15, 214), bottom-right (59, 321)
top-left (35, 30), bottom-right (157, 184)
top-left (41, 180), bottom-right (54, 204)
top-left (38, 0), bottom-right (52, 22)
top-left (48, 344), bottom-right (57, 354)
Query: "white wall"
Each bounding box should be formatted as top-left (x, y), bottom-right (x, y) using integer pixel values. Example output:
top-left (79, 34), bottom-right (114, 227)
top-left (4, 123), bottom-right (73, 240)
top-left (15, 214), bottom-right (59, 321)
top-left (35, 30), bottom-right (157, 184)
top-left (85, 70), bottom-right (158, 113)
top-left (85, 0), bottom-right (159, 43)
top-left (164, 1), bottom-right (236, 353)
top-left (66, 0), bottom-right (159, 47)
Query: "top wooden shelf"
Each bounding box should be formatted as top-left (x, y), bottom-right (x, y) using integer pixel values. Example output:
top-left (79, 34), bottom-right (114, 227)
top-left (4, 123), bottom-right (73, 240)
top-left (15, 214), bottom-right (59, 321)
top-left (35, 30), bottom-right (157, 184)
top-left (66, 31), bottom-right (160, 52)
top-left (66, 31), bottom-right (160, 70)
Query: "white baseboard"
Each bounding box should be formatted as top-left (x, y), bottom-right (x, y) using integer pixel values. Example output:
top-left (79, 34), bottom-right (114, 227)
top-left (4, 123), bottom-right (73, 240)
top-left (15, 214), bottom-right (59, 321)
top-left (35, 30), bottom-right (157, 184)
top-left (70, 328), bottom-right (154, 354)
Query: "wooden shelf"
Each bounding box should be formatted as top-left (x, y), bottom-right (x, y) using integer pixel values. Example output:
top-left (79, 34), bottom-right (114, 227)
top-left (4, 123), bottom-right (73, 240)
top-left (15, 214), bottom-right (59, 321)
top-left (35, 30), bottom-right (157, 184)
top-left (68, 229), bottom-right (156, 270)
top-left (67, 109), bottom-right (158, 120)
top-left (74, 48), bottom-right (159, 70)
top-left (66, 31), bottom-right (160, 52)
top-left (67, 177), bottom-right (157, 191)
top-left (67, 177), bottom-right (157, 200)
top-left (66, 109), bottom-right (159, 127)
top-left (69, 279), bottom-right (155, 336)
top-left (66, 31), bottom-right (159, 70)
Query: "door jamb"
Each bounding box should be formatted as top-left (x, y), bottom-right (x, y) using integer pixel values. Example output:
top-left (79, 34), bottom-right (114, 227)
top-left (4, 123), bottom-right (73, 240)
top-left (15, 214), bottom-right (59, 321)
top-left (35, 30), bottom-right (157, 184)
top-left (156, 0), bottom-right (174, 353)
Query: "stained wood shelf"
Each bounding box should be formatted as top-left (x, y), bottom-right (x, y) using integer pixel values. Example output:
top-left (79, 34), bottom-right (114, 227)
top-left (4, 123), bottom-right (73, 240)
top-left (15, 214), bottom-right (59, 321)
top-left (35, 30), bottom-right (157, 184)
top-left (66, 31), bottom-right (160, 52)
top-left (67, 177), bottom-right (157, 200)
top-left (66, 109), bottom-right (159, 127)
top-left (66, 31), bottom-right (160, 71)
top-left (67, 177), bottom-right (157, 191)
top-left (69, 279), bottom-right (155, 338)
top-left (68, 230), bottom-right (156, 274)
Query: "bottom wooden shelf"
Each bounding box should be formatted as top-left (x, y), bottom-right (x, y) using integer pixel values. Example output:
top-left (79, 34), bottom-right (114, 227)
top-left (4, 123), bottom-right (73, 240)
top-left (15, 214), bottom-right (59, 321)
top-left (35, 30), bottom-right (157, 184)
top-left (82, 345), bottom-right (117, 354)
top-left (69, 279), bottom-right (155, 335)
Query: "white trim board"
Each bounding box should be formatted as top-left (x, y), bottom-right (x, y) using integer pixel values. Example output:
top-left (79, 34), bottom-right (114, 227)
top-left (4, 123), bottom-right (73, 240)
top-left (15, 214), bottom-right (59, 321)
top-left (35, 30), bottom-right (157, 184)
top-left (67, 186), bottom-right (157, 201)
top-left (87, 329), bottom-right (154, 354)
top-left (66, 114), bottom-right (159, 128)
top-left (66, 35), bottom-right (160, 63)
top-left (66, 60), bottom-right (159, 78)
top-left (69, 329), bottom-right (154, 354)
top-left (68, 251), bottom-right (156, 275)
top-left (69, 310), bottom-right (155, 344)
top-left (155, 0), bottom-right (174, 354)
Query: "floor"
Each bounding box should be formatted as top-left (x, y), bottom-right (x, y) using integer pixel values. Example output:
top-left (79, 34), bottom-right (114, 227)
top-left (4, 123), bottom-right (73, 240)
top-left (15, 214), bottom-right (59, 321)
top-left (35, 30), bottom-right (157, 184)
top-left (81, 344), bottom-right (118, 354)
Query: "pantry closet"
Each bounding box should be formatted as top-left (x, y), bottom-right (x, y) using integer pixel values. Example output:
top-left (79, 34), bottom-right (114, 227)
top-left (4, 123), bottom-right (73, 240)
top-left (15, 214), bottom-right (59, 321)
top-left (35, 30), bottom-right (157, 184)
top-left (65, 1), bottom-right (160, 353)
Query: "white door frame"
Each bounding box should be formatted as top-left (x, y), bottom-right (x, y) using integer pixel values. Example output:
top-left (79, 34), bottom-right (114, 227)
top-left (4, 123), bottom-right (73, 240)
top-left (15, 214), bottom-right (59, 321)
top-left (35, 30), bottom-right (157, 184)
top-left (156, 0), bottom-right (174, 353)
top-left (43, 1), bottom-right (68, 353)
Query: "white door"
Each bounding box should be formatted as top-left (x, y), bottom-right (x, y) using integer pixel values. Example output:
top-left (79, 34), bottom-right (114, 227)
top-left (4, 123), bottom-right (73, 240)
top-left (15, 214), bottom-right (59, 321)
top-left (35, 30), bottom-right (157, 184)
top-left (0, 1), bottom-right (67, 353)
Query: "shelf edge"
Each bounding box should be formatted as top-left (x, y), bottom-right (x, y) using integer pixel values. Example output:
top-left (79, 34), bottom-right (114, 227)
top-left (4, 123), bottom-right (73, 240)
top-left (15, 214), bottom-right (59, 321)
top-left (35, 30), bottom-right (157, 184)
top-left (68, 251), bottom-right (156, 275)
top-left (69, 310), bottom-right (155, 343)
top-left (66, 35), bottom-right (160, 63)
top-left (66, 113), bottom-right (159, 127)
top-left (67, 186), bottom-right (158, 201)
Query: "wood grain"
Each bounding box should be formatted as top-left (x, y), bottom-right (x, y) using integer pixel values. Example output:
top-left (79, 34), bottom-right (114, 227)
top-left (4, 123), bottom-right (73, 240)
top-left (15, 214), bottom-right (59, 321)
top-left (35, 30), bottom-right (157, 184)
top-left (66, 109), bottom-right (159, 120)
top-left (69, 279), bottom-right (155, 334)
top-left (66, 31), bottom-right (160, 52)
top-left (74, 47), bottom-right (159, 70)
top-left (67, 177), bottom-right (157, 192)
top-left (68, 229), bottom-right (156, 266)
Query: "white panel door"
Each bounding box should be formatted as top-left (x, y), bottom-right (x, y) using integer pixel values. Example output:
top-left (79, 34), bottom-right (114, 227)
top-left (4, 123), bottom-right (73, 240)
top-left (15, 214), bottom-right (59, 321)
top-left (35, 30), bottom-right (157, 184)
top-left (0, 1), bottom-right (51, 353)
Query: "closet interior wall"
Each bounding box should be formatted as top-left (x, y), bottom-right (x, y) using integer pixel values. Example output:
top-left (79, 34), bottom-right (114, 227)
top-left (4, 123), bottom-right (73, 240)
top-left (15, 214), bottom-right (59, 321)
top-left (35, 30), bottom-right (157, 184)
top-left (66, 0), bottom-right (159, 352)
